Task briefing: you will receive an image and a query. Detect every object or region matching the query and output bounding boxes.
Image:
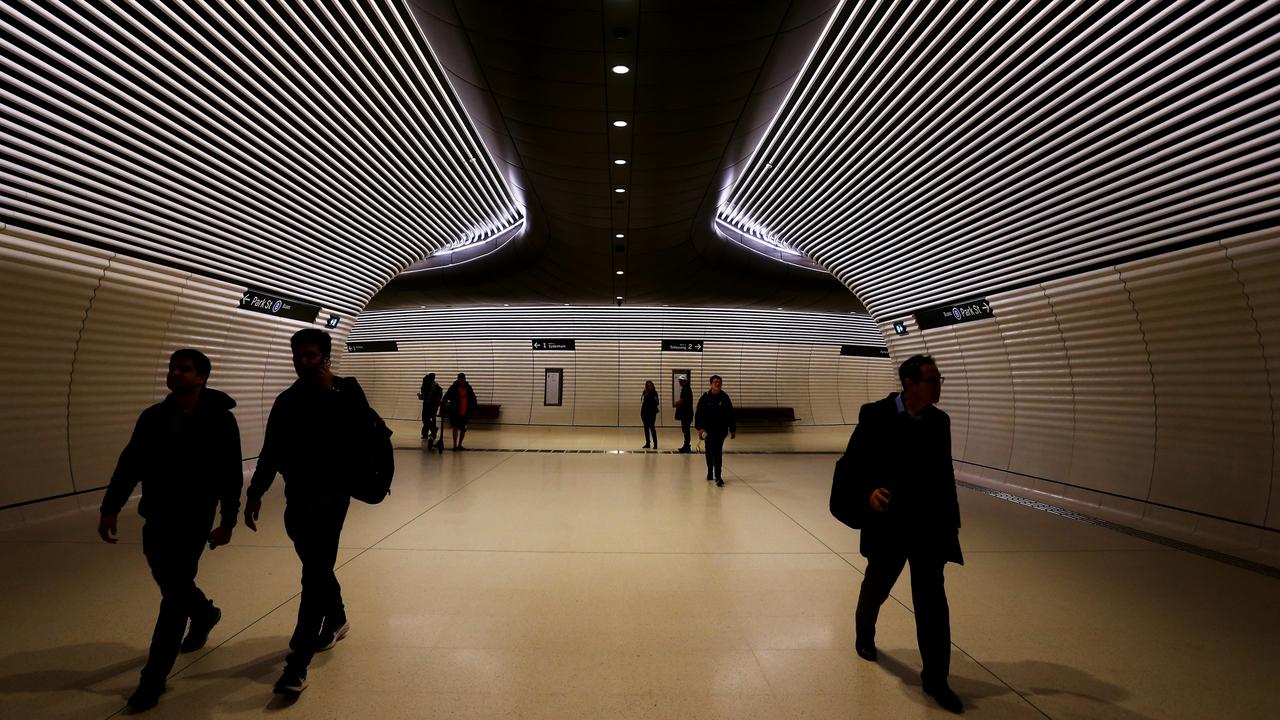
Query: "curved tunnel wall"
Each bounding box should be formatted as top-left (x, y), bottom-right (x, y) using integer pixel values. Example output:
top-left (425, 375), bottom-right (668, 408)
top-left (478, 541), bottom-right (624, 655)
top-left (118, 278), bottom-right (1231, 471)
top-left (882, 231), bottom-right (1280, 559)
top-left (343, 307), bottom-right (896, 428)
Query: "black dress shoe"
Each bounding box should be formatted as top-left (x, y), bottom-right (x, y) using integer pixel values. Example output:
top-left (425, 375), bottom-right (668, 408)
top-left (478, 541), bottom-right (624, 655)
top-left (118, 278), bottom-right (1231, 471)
top-left (128, 681), bottom-right (165, 711)
top-left (924, 682), bottom-right (964, 714)
top-left (854, 640), bottom-right (877, 662)
top-left (715, 478), bottom-right (724, 487)
top-left (180, 605), bottom-right (221, 652)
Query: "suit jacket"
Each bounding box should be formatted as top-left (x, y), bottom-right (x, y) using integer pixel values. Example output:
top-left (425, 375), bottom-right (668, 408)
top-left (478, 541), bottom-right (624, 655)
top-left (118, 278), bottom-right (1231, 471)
top-left (675, 384), bottom-right (694, 421)
top-left (842, 393), bottom-right (963, 564)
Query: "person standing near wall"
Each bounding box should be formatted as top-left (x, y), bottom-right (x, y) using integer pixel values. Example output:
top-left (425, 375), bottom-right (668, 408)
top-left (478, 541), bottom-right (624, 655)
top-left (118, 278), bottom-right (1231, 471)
top-left (843, 354), bottom-right (964, 714)
top-left (417, 372), bottom-right (442, 444)
top-left (244, 329), bottom-right (369, 696)
top-left (640, 380), bottom-right (660, 449)
top-left (694, 375), bottom-right (736, 486)
top-left (442, 372), bottom-right (478, 451)
top-left (675, 376), bottom-right (694, 453)
top-left (97, 349), bottom-right (242, 711)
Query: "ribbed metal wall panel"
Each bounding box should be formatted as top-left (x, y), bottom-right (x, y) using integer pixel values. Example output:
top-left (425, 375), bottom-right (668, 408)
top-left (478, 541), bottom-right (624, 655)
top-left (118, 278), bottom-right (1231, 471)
top-left (777, 344), bottom-right (814, 425)
top-left (0, 231), bottom-right (106, 505)
top-left (835, 354), bottom-right (869, 424)
top-left (995, 286), bottom-right (1076, 483)
top-left (491, 339), bottom-right (534, 426)
top-left (1120, 245), bottom-right (1272, 527)
top-left (919, 327), bottom-right (970, 460)
top-left (1222, 232), bottom-right (1280, 531)
top-left (68, 257), bottom-right (187, 491)
top-left (806, 346), bottom-right (843, 424)
top-left (529, 348), bottom-right (575, 426)
top-left (952, 319), bottom-right (1015, 471)
top-left (616, 341), bottom-right (662, 428)
top-left (736, 343), bottom-right (780, 407)
top-left (574, 340), bottom-right (620, 427)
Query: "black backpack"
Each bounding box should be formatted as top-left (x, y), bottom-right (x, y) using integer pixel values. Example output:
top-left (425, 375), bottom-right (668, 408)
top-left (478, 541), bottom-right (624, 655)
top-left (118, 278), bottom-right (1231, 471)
top-left (829, 452), bottom-right (865, 529)
top-left (349, 404), bottom-right (395, 504)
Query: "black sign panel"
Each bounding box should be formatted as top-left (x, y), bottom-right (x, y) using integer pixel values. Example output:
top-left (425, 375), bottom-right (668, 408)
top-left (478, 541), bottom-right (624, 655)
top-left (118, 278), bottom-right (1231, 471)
top-left (346, 341), bottom-right (398, 353)
top-left (840, 345), bottom-right (891, 358)
top-left (913, 298), bottom-right (995, 330)
top-left (237, 288), bottom-right (320, 323)
top-left (532, 339), bottom-right (575, 351)
top-left (892, 321), bottom-right (908, 336)
top-left (661, 340), bottom-right (704, 352)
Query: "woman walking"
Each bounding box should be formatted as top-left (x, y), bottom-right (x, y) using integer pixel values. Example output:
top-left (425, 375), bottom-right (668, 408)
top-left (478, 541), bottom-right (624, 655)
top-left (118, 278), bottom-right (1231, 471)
top-left (641, 380), bottom-right (660, 449)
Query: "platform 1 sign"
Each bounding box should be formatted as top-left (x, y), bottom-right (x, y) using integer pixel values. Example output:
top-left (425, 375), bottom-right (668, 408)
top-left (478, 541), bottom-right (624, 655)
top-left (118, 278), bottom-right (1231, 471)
top-left (532, 339), bottom-right (575, 351)
top-left (913, 298), bottom-right (995, 330)
top-left (840, 345), bottom-right (890, 358)
top-left (346, 341), bottom-right (398, 353)
top-left (662, 340), bottom-right (704, 352)
top-left (237, 288), bottom-right (320, 323)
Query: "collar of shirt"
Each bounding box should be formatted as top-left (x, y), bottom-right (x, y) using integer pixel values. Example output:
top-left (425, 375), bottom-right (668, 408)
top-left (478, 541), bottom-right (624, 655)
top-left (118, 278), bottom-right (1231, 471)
top-left (895, 393), bottom-right (924, 420)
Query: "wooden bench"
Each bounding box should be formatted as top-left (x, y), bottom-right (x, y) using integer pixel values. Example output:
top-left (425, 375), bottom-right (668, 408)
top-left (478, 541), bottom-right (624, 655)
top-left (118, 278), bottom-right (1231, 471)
top-left (734, 406), bottom-right (799, 424)
top-left (472, 403), bottom-right (501, 421)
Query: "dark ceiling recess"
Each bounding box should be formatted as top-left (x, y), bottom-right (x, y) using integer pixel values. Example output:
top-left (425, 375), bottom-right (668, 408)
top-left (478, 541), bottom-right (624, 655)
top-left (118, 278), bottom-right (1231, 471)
top-left (372, 0), bottom-right (864, 314)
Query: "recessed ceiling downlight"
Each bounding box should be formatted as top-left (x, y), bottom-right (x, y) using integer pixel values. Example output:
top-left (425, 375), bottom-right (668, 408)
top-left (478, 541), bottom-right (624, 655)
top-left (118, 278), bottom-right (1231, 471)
top-left (611, 65), bottom-right (630, 74)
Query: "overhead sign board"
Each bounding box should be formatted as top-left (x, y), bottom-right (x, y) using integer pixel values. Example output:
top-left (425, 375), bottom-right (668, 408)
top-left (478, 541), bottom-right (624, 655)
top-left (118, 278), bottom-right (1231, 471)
top-left (532, 339), bottom-right (575, 351)
top-left (237, 288), bottom-right (320, 323)
top-left (840, 345), bottom-right (891, 358)
top-left (346, 341), bottom-right (398, 353)
top-left (913, 298), bottom-right (995, 330)
top-left (662, 340), bottom-right (704, 352)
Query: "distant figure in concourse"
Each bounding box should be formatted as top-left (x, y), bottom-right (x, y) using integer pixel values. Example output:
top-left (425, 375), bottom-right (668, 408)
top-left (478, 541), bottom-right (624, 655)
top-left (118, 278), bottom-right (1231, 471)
top-left (843, 354), bottom-right (964, 714)
top-left (442, 372), bottom-right (478, 451)
top-left (640, 380), bottom-right (660, 449)
top-left (245, 328), bottom-right (371, 696)
top-left (97, 349), bottom-right (242, 711)
top-left (417, 372), bottom-right (442, 443)
top-left (694, 375), bottom-right (736, 486)
top-left (675, 376), bottom-right (694, 452)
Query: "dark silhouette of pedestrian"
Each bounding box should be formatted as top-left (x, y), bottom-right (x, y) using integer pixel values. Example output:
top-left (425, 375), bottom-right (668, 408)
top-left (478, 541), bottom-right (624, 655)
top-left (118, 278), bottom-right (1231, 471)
top-left (675, 377), bottom-right (694, 452)
top-left (694, 375), bottom-right (736, 486)
top-left (641, 380), bottom-right (660, 449)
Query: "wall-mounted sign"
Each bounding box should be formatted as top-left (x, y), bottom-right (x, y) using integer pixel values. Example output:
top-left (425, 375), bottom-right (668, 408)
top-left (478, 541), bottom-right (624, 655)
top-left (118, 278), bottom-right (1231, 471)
top-left (532, 339), bottom-right (575, 351)
top-left (840, 345), bottom-right (891, 358)
top-left (325, 315), bottom-right (340, 329)
top-left (237, 288), bottom-right (320, 323)
top-left (346, 341), bottom-right (398, 353)
top-left (913, 297), bottom-right (995, 330)
top-left (893, 321), bottom-right (908, 335)
top-left (662, 340), bottom-right (704, 352)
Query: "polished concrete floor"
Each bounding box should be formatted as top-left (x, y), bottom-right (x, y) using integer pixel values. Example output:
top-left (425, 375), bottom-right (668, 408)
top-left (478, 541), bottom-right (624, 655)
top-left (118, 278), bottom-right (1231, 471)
top-left (1, 425), bottom-right (1276, 719)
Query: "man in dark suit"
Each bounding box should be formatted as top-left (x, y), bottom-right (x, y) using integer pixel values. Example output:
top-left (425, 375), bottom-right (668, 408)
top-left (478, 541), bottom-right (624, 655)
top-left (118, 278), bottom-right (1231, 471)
top-left (844, 354), bottom-right (963, 714)
top-left (674, 376), bottom-right (694, 452)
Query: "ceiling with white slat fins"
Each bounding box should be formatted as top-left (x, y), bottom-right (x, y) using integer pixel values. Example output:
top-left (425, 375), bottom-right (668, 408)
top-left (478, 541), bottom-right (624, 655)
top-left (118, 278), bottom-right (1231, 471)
top-left (1, 0), bottom-right (522, 315)
top-left (718, 0), bottom-right (1280, 319)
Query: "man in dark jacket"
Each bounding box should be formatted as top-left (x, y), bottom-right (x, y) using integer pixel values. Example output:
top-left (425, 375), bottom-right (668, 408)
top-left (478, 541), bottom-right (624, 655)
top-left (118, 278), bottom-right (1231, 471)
top-left (675, 376), bottom-right (694, 453)
top-left (441, 372), bottom-right (478, 451)
top-left (98, 348), bottom-right (242, 711)
top-left (844, 354), bottom-right (963, 714)
top-left (245, 329), bottom-right (369, 696)
top-left (418, 372), bottom-right (442, 442)
top-left (694, 375), bottom-right (736, 486)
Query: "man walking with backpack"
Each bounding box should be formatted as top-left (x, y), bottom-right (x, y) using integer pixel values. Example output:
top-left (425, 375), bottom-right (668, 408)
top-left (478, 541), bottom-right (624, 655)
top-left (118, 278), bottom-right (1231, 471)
top-left (244, 329), bottom-right (371, 696)
top-left (98, 349), bottom-right (242, 711)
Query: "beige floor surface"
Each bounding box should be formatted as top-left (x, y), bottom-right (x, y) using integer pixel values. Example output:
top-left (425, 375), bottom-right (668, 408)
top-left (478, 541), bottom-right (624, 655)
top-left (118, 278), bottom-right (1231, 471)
top-left (0, 426), bottom-right (1276, 719)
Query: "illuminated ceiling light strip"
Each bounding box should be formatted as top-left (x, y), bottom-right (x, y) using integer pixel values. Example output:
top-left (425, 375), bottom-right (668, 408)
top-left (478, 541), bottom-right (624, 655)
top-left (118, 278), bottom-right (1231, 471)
top-left (718, 0), bottom-right (1280, 318)
top-left (1, 1), bottom-right (522, 314)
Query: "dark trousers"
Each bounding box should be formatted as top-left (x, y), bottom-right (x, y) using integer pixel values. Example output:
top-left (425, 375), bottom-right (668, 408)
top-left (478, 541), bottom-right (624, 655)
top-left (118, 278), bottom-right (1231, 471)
top-left (284, 495), bottom-right (350, 669)
top-left (680, 419), bottom-right (691, 448)
top-left (855, 550), bottom-right (952, 684)
top-left (421, 406), bottom-right (437, 439)
top-left (704, 432), bottom-right (726, 478)
top-left (140, 521), bottom-right (217, 686)
top-left (642, 415), bottom-right (657, 446)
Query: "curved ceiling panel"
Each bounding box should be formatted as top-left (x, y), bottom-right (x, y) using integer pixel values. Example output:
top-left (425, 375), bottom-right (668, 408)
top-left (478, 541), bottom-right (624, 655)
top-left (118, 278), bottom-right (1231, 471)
top-left (1, 1), bottom-right (522, 315)
top-left (379, 0), bottom-right (863, 314)
top-left (719, 0), bottom-right (1280, 319)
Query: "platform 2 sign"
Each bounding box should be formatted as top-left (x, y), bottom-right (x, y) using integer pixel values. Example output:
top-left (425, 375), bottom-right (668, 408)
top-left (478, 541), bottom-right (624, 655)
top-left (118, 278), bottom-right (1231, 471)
top-left (662, 340), bottom-right (704, 352)
top-left (840, 345), bottom-right (890, 358)
top-left (913, 298), bottom-right (995, 330)
top-left (237, 288), bottom-right (320, 323)
top-left (532, 339), bottom-right (575, 351)
top-left (346, 341), bottom-right (398, 353)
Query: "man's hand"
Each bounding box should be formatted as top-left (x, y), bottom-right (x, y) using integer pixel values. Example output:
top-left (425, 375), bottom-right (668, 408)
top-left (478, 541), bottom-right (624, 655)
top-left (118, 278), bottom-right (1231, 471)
top-left (869, 488), bottom-right (892, 512)
top-left (97, 515), bottom-right (118, 544)
top-left (244, 497), bottom-right (261, 532)
top-left (208, 526), bottom-right (232, 549)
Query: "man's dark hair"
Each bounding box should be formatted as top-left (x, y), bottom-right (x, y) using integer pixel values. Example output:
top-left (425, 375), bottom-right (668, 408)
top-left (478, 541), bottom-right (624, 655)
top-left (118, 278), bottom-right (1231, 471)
top-left (457, 372), bottom-right (466, 380)
top-left (709, 374), bottom-right (722, 383)
top-left (170, 348), bottom-right (211, 380)
top-left (898, 354), bottom-right (937, 389)
top-left (290, 328), bottom-right (332, 357)
top-left (426, 373), bottom-right (436, 382)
